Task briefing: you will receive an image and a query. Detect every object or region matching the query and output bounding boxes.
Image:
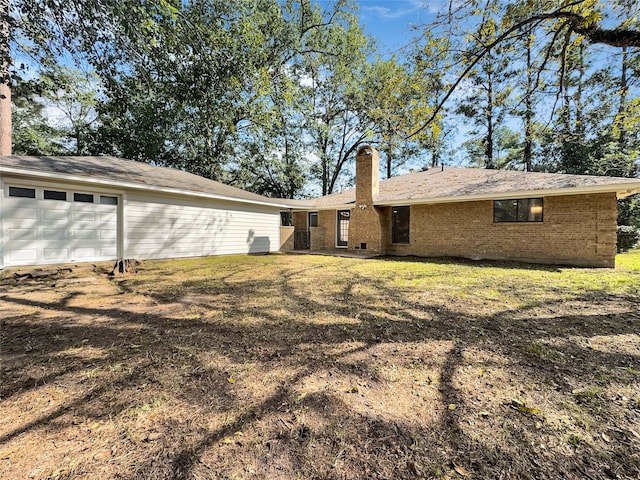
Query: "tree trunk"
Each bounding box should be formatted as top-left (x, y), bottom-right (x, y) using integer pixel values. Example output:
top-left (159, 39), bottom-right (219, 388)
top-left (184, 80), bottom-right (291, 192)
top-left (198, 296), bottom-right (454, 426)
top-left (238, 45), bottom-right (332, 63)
top-left (574, 43), bottom-right (585, 139)
top-left (485, 76), bottom-right (494, 169)
top-left (617, 46), bottom-right (628, 150)
top-left (523, 27), bottom-right (534, 172)
top-left (0, 79), bottom-right (9, 155)
top-left (0, 0), bottom-right (11, 156)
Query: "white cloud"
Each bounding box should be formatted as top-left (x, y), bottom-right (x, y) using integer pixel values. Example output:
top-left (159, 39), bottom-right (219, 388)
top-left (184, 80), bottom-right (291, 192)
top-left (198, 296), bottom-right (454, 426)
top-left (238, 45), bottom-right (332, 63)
top-left (361, 0), bottom-right (445, 20)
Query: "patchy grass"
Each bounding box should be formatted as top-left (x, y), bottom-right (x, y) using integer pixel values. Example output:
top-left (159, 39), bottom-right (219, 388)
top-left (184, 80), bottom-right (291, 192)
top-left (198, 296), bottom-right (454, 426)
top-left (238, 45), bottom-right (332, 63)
top-left (1, 251), bottom-right (639, 480)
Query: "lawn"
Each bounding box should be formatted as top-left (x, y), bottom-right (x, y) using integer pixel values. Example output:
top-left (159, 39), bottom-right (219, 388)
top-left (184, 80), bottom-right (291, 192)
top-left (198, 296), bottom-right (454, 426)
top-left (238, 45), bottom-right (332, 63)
top-left (1, 251), bottom-right (639, 479)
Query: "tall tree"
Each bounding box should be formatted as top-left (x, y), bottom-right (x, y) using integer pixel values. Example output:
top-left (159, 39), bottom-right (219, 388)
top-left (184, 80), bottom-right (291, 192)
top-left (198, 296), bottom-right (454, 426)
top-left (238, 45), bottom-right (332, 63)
top-left (456, 15), bottom-right (514, 169)
top-left (300, 0), bottom-right (373, 194)
top-left (232, 73), bottom-right (306, 198)
top-left (408, 0), bottom-right (640, 141)
top-left (365, 55), bottom-right (442, 177)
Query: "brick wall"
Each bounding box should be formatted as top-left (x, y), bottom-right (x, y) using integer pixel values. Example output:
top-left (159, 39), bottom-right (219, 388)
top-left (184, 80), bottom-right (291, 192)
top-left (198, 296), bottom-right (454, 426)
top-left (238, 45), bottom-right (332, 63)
top-left (310, 226), bottom-right (325, 251)
top-left (348, 206), bottom-right (386, 254)
top-left (403, 193), bottom-right (617, 267)
top-left (292, 211), bottom-right (307, 231)
top-left (307, 193), bottom-right (617, 266)
top-left (279, 226), bottom-right (294, 252)
top-left (317, 209), bottom-right (344, 251)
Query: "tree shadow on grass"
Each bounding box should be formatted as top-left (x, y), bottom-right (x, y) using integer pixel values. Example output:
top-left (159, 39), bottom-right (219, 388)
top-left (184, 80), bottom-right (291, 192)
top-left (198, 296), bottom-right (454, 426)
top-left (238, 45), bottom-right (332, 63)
top-left (0, 257), bottom-right (639, 479)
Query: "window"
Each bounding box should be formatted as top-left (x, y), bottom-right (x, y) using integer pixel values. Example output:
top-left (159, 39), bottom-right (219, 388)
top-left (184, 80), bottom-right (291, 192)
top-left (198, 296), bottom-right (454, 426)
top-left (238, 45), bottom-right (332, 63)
top-left (392, 206), bottom-right (410, 244)
top-left (494, 198), bottom-right (543, 223)
top-left (308, 212), bottom-right (318, 227)
top-left (100, 195), bottom-right (118, 205)
top-left (44, 190), bottom-right (67, 201)
top-left (9, 186), bottom-right (36, 198)
top-left (280, 211), bottom-right (292, 226)
top-left (74, 193), bottom-right (94, 203)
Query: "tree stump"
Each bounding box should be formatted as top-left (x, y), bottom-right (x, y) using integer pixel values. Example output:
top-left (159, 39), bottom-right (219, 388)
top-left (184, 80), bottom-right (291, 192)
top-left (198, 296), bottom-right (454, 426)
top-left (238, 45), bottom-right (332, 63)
top-left (110, 259), bottom-right (140, 275)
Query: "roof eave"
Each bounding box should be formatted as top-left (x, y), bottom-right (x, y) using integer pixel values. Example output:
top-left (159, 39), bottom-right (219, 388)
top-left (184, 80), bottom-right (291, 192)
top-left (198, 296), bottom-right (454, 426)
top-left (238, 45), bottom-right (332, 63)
top-left (0, 166), bottom-right (290, 209)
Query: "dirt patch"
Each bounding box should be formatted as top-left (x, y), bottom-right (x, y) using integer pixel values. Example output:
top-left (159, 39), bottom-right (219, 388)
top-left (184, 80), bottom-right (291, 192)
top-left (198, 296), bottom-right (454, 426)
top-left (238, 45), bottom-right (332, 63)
top-left (1, 254), bottom-right (639, 479)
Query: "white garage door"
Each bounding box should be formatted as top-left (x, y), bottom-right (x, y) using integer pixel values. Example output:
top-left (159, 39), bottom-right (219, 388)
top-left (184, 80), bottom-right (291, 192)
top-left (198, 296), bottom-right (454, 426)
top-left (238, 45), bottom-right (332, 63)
top-left (2, 185), bottom-right (119, 267)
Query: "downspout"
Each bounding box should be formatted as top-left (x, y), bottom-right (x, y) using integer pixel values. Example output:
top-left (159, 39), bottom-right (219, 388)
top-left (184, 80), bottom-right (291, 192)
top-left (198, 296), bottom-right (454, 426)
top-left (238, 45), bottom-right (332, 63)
top-left (0, 173), bottom-right (4, 269)
top-left (117, 192), bottom-right (127, 265)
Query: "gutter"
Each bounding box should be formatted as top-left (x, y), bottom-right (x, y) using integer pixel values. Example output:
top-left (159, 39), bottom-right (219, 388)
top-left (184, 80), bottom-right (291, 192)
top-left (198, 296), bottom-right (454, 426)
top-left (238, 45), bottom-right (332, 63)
top-left (0, 166), bottom-right (291, 209)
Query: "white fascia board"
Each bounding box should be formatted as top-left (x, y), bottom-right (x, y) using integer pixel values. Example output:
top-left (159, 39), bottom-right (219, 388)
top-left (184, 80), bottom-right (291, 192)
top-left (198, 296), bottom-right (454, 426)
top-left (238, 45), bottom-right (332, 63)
top-left (288, 203), bottom-right (355, 211)
top-left (316, 203), bottom-right (355, 210)
top-left (277, 202), bottom-right (356, 211)
top-left (0, 166), bottom-right (290, 209)
top-left (375, 183), bottom-right (640, 206)
top-left (282, 205), bottom-right (316, 211)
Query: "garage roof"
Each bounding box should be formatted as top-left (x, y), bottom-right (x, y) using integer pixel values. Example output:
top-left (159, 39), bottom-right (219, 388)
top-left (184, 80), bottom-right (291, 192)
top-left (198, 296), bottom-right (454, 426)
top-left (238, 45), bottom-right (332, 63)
top-left (294, 166), bottom-right (640, 209)
top-left (0, 155), bottom-right (290, 208)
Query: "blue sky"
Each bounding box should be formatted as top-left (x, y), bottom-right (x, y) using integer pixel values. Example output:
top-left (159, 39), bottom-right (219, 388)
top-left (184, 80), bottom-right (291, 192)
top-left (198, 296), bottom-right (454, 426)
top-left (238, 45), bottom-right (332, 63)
top-left (355, 0), bottom-right (443, 54)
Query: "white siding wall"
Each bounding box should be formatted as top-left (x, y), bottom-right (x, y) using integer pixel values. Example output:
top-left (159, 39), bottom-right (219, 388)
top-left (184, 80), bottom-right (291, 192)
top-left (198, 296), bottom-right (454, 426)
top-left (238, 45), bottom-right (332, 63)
top-left (125, 192), bottom-right (280, 259)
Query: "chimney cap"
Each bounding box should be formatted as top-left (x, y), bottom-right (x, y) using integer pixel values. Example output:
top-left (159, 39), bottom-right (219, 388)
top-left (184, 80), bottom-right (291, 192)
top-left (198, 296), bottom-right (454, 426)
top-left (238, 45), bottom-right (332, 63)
top-left (356, 145), bottom-right (374, 157)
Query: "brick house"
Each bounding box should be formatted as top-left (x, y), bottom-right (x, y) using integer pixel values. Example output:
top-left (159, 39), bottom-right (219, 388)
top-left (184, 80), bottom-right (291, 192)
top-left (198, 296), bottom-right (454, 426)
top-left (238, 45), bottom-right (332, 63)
top-left (281, 146), bottom-right (640, 267)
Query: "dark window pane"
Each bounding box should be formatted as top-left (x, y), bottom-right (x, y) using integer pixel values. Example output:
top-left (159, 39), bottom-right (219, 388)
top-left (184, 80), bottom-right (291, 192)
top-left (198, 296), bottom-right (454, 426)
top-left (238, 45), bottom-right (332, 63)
top-left (494, 200), bottom-right (517, 222)
top-left (44, 190), bottom-right (67, 201)
top-left (74, 193), bottom-right (94, 203)
top-left (9, 186), bottom-right (36, 198)
top-left (309, 212), bottom-right (318, 227)
top-left (280, 211), bottom-right (291, 226)
top-left (100, 195), bottom-right (118, 205)
top-left (392, 206), bottom-right (410, 244)
top-left (517, 199), bottom-right (531, 221)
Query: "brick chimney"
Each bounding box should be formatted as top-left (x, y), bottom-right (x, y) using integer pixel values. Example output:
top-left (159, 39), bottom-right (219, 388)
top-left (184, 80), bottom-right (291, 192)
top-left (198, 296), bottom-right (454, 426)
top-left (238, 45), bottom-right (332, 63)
top-left (349, 145), bottom-right (385, 255)
top-left (355, 145), bottom-right (379, 204)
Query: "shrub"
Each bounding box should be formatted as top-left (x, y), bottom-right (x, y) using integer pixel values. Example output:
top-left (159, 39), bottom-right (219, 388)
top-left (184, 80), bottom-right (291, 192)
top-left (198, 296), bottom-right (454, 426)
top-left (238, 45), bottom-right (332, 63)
top-left (617, 225), bottom-right (640, 253)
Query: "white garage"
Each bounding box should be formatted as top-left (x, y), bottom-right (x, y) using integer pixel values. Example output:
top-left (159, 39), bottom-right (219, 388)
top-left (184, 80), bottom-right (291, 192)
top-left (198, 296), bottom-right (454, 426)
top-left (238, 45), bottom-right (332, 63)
top-left (0, 156), bottom-right (286, 269)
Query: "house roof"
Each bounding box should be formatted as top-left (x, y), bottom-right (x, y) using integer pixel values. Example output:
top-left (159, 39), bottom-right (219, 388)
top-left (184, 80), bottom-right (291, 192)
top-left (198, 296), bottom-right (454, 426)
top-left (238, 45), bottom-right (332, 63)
top-left (2, 156), bottom-right (638, 212)
top-left (292, 166), bottom-right (640, 209)
top-left (0, 155), bottom-right (290, 208)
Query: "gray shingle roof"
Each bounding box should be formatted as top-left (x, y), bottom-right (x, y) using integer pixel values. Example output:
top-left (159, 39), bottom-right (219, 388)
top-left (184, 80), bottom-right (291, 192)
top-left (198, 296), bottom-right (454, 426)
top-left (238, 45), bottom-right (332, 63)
top-left (0, 156), bottom-right (288, 207)
top-left (2, 156), bottom-right (638, 210)
top-left (303, 166), bottom-right (640, 208)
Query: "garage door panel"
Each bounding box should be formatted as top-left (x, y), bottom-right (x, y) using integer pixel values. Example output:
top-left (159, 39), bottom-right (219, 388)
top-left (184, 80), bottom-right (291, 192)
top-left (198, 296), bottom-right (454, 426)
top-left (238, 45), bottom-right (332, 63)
top-left (71, 229), bottom-right (97, 240)
top-left (100, 247), bottom-right (117, 257)
top-left (6, 247), bottom-right (38, 263)
top-left (99, 229), bottom-right (117, 240)
top-left (74, 210), bottom-right (97, 222)
top-left (99, 211), bottom-right (117, 222)
top-left (72, 247), bottom-right (97, 259)
top-left (43, 209), bottom-right (70, 221)
top-left (42, 228), bottom-right (68, 240)
top-left (6, 207), bottom-right (38, 220)
top-left (7, 228), bottom-right (37, 241)
top-left (43, 248), bottom-right (69, 261)
top-left (41, 218), bottom-right (70, 229)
